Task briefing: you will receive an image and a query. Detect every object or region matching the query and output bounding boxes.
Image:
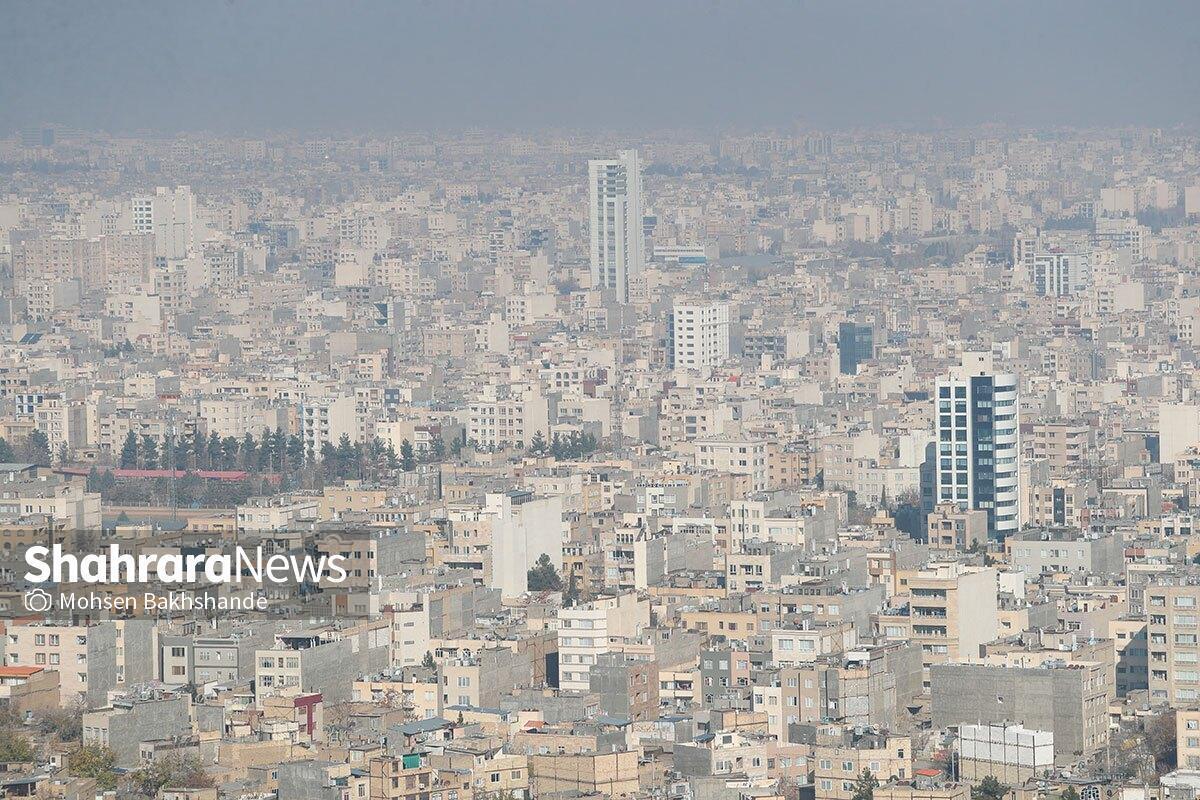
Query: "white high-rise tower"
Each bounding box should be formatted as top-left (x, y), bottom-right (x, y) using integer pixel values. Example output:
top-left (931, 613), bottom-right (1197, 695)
top-left (934, 353), bottom-right (1022, 540)
top-left (668, 301), bottom-right (730, 371)
top-left (131, 185), bottom-right (196, 260)
top-left (588, 149), bottom-right (644, 303)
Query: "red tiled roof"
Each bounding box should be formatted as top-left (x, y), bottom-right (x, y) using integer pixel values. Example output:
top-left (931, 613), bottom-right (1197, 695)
top-left (0, 666), bottom-right (44, 678)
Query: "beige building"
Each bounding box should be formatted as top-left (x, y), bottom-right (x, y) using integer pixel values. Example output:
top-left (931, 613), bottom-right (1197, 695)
top-left (353, 669), bottom-right (442, 721)
top-left (1179, 708), bottom-right (1200, 770)
top-left (812, 728), bottom-right (911, 800)
top-left (529, 750), bottom-right (638, 798)
top-left (4, 623), bottom-right (106, 706)
top-left (925, 503), bottom-right (987, 552)
top-left (0, 479), bottom-right (101, 529)
top-left (466, 386), bottom-right (548, 450)
top-left (1028, 478), bottom-right (1089, 528)
top-left (1028, 420), bottom-right (1090, 470)
top-left (369, 751), bottom-right (434, 800)
top-left (1147, 579), bottom-right (1200, 706)
top-left (694, 437), bottom-right (769, 492)
top-left (893, 563), bottom-right (998, 689)
top-left (874, 785), bottom-right (969, 800)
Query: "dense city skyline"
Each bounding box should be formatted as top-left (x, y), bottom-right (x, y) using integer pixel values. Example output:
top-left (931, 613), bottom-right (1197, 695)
top-left (4, 4), bottom-right (1200, 800)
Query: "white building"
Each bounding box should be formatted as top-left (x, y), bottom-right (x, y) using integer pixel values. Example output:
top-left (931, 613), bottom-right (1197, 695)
top-left (588, 149), bottom-right (645, 303)
top-left (298, 394), bottom-right (358, 453)
top-left (935, 354), bottom-right (1021, 540)
top-left (668, 302), bottom-right (730, 370)
top-left (957, 723), bottom-right (1053, 784)
top-left (1092, 216), bottom-right (1147, 262)
top-left (557, 593), bottom-right (649, 692)
top-left (693, 436), bottom-right (768, 492)
top-left (466, 387), bottom-right (548, 450)
top-left (1031, 249), bottom-right (1091, 296)
top-left (485, 490), bottom-right (565, 598)
top-left (132, 185), bottom-right (196, 260)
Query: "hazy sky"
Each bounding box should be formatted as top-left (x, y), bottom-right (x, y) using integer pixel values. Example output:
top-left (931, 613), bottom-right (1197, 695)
top-left (2, 0), bottom-right (1198, 135)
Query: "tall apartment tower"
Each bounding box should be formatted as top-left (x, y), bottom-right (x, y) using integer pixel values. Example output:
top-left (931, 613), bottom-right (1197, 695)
top-left (837, 322), bottom-right (874, 375)
top-left (1031, 249), bottom-right (1091, 297)
top-left (934, 354), bottom-right (1021, 540)
top-left (132, 185), bottom-right (196, 260)
top-left (588, 150), bottom-right (644, 303)
top-left (1012, 229), bottom-right (1040, 275)
top-left (667, 302), bottom-right (730, 371)
top-left (1145, 577), bottom-right (1200, 707)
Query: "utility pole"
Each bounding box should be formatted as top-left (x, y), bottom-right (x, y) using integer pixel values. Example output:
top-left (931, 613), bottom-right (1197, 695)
top-left (167, 407), bottom-right (178, 523)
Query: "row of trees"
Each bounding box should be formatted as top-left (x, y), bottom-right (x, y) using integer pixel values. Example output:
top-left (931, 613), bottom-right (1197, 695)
top-left (0, 431), bottom-right (52, 465)
top-left (70, 744), bottom-right (212, 796)
top-left (116, 429), bottom-right (440, 481)
top-left (4, 422), bottom-right (601, 482)
top-left (846, 770), bottom-right (1009, 800)
top-left (112, 426), bottom-right (600, 479)
top-left (86, 471), bottom-right (275, 509)
top-left (528, 429), bottom-right (600, 460)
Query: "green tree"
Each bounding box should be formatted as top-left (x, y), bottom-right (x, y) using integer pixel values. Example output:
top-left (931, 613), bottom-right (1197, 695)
top-left (422, 651), bottom-right (437, 670)
top-left (220, 436), bottom-right (239, 470)
top-left (335, 433), bottom-right (356, 478)
top-left (429, 435), bottom-right (446, 462)
top-left (319, 441), bottom-right (338, 479)
top-left (527, 553), bottom-right (563, 592)
top-left (70, 744), bottom-right (118, 791)
top-left (400, 439), bottom-right (416, 472)
top-left (528, 430), bottom-right (548, 455)
top-left (36, 703), bottom-right (83, 742)
top-left (169, 432), bottom-right (191, 470)
top-left (269, 428), bottom-right (287, 471)
top-left (26, 429), bottom-right (51, 465)
top-left (191, 429), bottom-right (207, 470)
top-left (564, 573), bottom-right (581, 607)
top-left (286, 433), bottom-right (306, 470)
top-left (130, 753), bottom-right (214, 796)
top-left (159, 433), bottom-right (174, 470)
top-left (119, 431), bottom-right (139, 468)
top-left (0, 728), bottom-right (34, 761)
top-left (972, 776), bottom-right (1009, 800)
top-left (0, 436), bottom-right (13, 462)
top-left (139, 435), bottom-right (159, 469)
top-left (207, 432), bottom-right (223, 469)
top-left (239, 432), bottom-right (259, 470)
top-left (851, 769), bottom-right (878, 800)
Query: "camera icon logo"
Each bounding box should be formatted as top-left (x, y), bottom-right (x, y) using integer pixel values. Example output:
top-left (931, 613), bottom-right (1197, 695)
top-left (23, 588), bottom-right (53, 613)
